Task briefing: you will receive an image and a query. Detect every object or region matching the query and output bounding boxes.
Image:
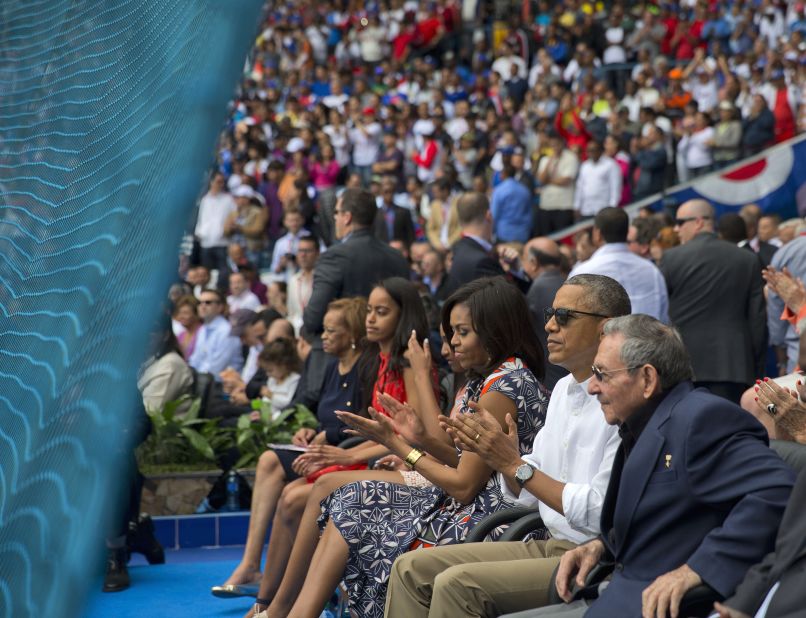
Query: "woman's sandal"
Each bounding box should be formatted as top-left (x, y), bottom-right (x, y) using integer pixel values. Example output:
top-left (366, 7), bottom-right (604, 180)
top-left (210, 582), bottom-right (260, 598)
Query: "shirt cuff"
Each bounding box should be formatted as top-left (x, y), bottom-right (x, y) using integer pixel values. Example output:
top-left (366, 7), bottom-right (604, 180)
top-left (561, 482), bottom-right (596, 534)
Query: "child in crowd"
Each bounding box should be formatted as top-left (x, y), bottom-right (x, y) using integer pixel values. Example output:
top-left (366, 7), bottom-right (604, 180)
top-left (252, 338), bottom-right (302, 413)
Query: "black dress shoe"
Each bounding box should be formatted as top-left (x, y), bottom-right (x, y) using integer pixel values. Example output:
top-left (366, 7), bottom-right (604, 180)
top-left (103, 548), bottom-right (130, 592)
top-left (128, 513), bottom-right (165, 565)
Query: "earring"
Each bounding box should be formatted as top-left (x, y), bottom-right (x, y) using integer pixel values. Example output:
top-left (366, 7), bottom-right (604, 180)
top-left (351, 341), bottom-right (356, 350)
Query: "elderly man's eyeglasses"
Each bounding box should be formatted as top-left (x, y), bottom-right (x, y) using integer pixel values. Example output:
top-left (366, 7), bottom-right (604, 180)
top-left (544, 307), bottom-right (610, 326)
top-left (199, 299), bottom-right (221, 305)
top-left (591, 365), bottom-right (640, 382)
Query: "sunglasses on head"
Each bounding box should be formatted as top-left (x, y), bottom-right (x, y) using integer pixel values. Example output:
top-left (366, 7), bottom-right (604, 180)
top-left (543, 307), bottom-right (610, 326)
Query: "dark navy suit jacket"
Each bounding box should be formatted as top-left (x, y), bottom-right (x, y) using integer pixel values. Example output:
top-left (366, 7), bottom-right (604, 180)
top-left (586, 382), bottom-right (795, 617)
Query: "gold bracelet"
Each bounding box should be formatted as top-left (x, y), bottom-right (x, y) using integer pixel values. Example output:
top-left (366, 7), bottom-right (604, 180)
top-left (404, 448), bottom-right (425, 469)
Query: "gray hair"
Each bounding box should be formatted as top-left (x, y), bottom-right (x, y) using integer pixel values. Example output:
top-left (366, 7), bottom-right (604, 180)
top-left (602, 315), bottom-right (693, 390)
top-left (565, 274), bottom-right (632, 317)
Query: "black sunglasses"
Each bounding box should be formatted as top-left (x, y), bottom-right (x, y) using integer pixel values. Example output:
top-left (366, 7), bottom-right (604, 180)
top-left (543, 307), bottom-right (610, 326)
top-left (674, 216), bottom-right (710, 226)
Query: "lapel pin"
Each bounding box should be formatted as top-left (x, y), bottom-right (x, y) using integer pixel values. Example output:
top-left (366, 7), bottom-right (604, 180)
top-left (665, 454), bottom-right (672, 469)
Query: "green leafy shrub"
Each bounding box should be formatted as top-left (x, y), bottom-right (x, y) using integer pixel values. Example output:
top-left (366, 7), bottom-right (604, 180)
top-left (234, 402), bottom-right (318, 468)
top-left (137, 396), bottom-right (234, 474)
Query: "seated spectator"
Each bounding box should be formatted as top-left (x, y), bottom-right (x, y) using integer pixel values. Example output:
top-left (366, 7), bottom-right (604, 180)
top-left (245, 278), bottom-right (440, 616)
top-left (573, 228), bottom-right (596, 265)
top-left (209, 310), bottom-right (276, 420)
top-left (139, 323), bottom-right (194, 413)
top-left (758, 214), bottom-right (783, 248)
top-left (186, 264), bottom-right (210, 298)
top-left (426, 178), bottom-right (460, 252)
top-left (269, 207), bottom-right (313, 279)
top-left (188, 288), bottom-right (243, 377)
top-left (420, 248), bottom-right (452, 305)
top-left (252, 338), bottom-right (301, 413)
top-left (239, 262), bottom-right (268, 305)
top-left (266, 281), bottom-right (287, 317)
top-left (627, 217), bottom-right (663, 260)
top-left (517, 315), bottom-right (794, 618)
top-left (286, 236), bottom-right (318, 336)
top-left (274, 277), bottom-right (549, 618)
top-left (172, 295), bottom-right (201, 359)
top-left (649, 226), bottom-right (680, 263)
top-left (570, 208), bottom-right (669, 322)
top-left (386, 274), bottom-right (631, 618)
top-left (227, 271), bottom-right (261, 313)
top-left (212, 298), bottom-right (366, 597)
top-left (714, 423), bottom-right (806, 618)
top-left (374, 175), bottom-right (416, 246)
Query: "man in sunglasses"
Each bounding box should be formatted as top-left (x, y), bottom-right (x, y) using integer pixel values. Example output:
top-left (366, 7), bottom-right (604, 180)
top-left (188, 288), bottom-right (243, 378)
top-left (660, 199), bottom-right (765, 404)
top-left (385, 274), bottom-right (631, 618)
top-left (513, 314), bottom-right (793, 618)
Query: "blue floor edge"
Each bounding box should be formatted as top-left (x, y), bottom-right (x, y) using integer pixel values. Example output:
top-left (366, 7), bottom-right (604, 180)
top-left (153, 511), bottom-right (261, 549)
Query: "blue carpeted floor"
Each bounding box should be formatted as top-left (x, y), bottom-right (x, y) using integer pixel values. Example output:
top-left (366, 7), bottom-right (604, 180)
top-left (83, 546), bottom-right (256, 618)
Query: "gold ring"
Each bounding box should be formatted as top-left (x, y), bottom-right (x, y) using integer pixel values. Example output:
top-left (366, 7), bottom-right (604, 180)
top-left (474, 432), bottom-right (481, 442)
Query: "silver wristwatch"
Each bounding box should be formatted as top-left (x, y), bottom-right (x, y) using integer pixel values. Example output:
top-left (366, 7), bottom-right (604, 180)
top-left (514, 462), bottom-right (535, 487)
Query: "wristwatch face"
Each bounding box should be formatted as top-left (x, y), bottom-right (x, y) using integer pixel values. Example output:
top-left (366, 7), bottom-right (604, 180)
top-left (515, 462), bottom-right (534, 486)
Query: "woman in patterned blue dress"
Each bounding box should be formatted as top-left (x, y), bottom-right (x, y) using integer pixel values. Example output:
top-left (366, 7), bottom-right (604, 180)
top-left (282, 277), bottom-right (550, 618)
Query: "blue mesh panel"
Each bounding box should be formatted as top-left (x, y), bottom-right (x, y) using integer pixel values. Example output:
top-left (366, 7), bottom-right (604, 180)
top-left (0, 2), bottom-right (263, 615)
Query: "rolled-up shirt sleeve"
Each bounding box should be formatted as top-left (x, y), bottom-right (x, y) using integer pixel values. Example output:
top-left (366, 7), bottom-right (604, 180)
top-left (560, 430), bottom-right (620, 535)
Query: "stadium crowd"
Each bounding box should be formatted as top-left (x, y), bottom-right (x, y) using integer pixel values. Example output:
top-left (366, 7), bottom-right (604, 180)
top-left (110, 1), bottom-right (806, 617)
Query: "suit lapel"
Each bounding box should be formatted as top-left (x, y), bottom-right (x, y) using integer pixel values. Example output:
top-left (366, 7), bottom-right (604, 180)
top-left (612, 382), bottom-right (693, 557)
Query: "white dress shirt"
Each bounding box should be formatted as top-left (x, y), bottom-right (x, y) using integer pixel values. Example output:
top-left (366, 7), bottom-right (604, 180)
top-left (287, 270), bottom-right (314, 335)
top-left (270, 230), bottom-right (312, 276)
top-left (188, 315), bottom-right (243, 377)
top-left (348, 121), bottom-right (382, 167)
top-left (195, 191), bottom-right (237, 248)
top-left (573, 156), bottom-right (622, 217)
top-left (570, 243), bottom-right (669, 322)
top-left (503, 375), bottom-right (620, 544)
top-left (227, 289), bottom-right (261, 312)
top-left (241, 344), bottom-right (261, 384)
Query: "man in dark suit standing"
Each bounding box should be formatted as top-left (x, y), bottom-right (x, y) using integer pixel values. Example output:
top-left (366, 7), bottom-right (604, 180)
top-left (373, 176), bottom-right (415, 247)
top-left (304, 187), bottom-right (410, 334)
top-left (448, 191), bottom-right (508, 288)
top-left (515, 315), bottom-right (794, 618)
top-left (523, 237), bottom-right (568, 390)
top-left (660, 199), bottom-right (766, 404)
top-left (302, 188), bottom-right (410, 390)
